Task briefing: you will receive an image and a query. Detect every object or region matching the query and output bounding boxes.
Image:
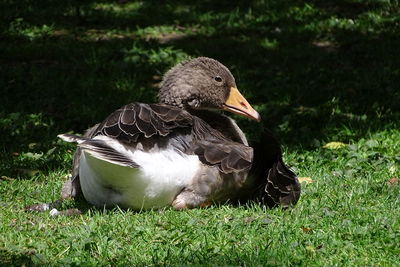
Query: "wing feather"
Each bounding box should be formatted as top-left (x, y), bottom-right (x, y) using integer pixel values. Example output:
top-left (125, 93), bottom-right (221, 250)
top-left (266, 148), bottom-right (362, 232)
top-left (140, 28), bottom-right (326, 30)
top-left (61, 103), bottom-right (253, 176)
top-left (58, 134), bottom-right (138, 167)
top-left (92, 103), bottom-right (193, 142)
top-left (192, 117), bottom-right (253, 174)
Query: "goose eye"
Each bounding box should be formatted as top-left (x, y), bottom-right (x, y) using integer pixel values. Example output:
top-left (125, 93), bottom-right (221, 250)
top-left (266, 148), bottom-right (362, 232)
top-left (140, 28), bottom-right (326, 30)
top-left (214, 76), bottom-right (222, 82)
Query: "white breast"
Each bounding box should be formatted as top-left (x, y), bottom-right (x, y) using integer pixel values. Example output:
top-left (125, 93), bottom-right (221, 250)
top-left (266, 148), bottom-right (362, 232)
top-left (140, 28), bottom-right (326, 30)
top-left (79, 136), bottom-right (201, 210)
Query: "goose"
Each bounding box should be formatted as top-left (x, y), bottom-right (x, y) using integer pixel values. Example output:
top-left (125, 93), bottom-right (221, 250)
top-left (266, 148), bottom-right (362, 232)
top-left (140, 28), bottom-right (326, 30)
top-left (27, 57), bottom-right (300, 212)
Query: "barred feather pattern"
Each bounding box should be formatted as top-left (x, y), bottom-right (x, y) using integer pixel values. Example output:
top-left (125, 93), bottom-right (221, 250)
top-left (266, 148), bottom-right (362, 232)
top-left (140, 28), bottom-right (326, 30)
top-left (65, 103), bottom-right (253, 174)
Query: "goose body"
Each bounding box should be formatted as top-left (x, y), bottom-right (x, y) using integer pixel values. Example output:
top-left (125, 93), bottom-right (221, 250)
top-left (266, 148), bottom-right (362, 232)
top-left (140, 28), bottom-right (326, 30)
top-left (60, 102), bottom-right (254, 209)
top-left (55, 57), bottom-right (300, 210)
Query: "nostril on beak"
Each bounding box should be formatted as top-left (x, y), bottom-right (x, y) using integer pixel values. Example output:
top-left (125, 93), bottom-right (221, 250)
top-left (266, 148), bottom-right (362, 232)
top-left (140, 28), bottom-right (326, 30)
top-left (240, 102), bottom-right (247, 109)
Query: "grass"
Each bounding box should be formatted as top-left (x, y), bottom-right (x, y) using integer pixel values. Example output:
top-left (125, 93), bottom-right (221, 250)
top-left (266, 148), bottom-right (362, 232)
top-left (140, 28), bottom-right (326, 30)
top-left (1, 131), bottom-right (399, 266)
top-left (1, 0), bottom-right (399, 265)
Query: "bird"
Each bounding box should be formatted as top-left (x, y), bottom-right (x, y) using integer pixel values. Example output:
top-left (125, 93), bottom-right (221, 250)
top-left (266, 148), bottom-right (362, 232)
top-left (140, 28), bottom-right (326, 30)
top-left (27, 57), bottom-right (300, 212)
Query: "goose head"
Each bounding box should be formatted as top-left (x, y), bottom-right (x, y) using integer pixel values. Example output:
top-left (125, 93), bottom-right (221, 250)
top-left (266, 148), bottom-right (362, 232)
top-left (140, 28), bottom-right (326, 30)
top-left (159, 57), bottom-right (260, 121)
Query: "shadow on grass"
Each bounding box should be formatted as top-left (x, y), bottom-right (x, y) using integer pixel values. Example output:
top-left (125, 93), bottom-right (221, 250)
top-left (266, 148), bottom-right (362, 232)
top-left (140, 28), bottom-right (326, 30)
top-left (1, 1), bottom-right (399, 169)
top-left (0, 249), bottom-right (36, 266)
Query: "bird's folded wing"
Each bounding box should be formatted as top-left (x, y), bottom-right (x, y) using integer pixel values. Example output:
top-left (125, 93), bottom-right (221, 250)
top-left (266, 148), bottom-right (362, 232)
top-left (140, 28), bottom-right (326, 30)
top-left (93, 103), bottom-right (193, 142)
top-left (59, 103), bottom-right (252, 174)
top-left (91, 103), bottom-right (254, 174)
top-left (191, 117), bottom-right (253, 174)
top-left (194, 141), bottom-right (253, 173)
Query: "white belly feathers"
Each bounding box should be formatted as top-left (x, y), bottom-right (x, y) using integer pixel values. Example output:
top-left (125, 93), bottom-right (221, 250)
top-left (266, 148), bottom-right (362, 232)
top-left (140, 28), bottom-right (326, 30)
top-left (79, 136), bottom-right (201, 210)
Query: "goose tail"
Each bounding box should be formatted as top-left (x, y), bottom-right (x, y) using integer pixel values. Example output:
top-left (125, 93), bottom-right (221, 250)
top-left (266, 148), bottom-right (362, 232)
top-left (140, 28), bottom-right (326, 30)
top-left (249, 128), bottom-right (301, 207)
top-left (264, 156), bottom-right (301, 207)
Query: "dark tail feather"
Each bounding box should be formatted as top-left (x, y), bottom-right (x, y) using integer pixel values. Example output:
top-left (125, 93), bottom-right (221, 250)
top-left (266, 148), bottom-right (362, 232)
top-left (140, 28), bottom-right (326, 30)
top-left (249, 128), bottom-right (301, 208)
top-left (265, 156), bottom-right (301, 207)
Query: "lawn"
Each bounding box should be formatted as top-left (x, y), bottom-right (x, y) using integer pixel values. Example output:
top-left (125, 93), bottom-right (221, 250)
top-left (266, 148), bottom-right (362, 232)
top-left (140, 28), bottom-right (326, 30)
top-left (1, 0), bottom-right (399, 265)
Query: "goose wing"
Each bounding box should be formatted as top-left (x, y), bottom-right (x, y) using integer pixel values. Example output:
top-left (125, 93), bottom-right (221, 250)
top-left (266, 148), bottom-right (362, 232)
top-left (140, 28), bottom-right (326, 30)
top-left (59, 103), bottom-right (253, 173)
top-left (59, 103), bottom-right (193, 167)
top-left (191, 116), bottom-right (253, 174)
top-left (93, 103), bottom-right (193, 142)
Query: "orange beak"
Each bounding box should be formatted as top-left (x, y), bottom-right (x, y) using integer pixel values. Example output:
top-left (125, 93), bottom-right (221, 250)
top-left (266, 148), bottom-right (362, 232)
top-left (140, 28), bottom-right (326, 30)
top-left (223, 87), bottom-right (261, 122)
